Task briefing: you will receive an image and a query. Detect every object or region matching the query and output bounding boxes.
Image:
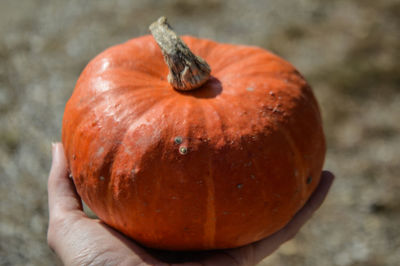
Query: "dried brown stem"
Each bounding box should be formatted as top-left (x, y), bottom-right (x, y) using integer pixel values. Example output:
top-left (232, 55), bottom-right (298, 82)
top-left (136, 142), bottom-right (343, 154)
top-left (149, 17), bottom-right (211, 91)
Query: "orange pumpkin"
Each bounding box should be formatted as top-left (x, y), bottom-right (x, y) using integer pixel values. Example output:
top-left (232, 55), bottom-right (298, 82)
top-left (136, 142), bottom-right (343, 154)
top-left (62, 17), bottom-right (325, 250)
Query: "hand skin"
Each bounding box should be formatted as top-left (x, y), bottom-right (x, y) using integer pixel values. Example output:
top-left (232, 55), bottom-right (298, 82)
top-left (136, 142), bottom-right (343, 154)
top-left (47, 143), bottom-right (334, 266)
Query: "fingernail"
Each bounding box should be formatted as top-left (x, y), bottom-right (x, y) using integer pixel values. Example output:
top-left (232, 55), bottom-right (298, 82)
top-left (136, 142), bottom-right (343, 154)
top-left (51, 142), bottom-right (58, 160)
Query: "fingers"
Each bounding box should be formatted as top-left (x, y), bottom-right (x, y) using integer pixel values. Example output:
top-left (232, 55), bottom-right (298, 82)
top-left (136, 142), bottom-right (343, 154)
top-left (251, 171), bottom-right (334, 263)
top-left (48, 143), bottom-right (83, 220)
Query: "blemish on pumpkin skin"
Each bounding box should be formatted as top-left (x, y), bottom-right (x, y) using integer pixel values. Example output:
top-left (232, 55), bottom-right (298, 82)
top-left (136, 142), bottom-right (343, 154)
top-left (96, 146), bottom-right (104, 156)
top-left (237, 184), bottom-right (243, 189)
top-left (174, 136), bottom-right (183, 144)
top-left (246, 87), bottom-right (254, 92)
top-left (179, 146), bottom-right (188, 155)
top-left (99, 176), bottom-right (105, 181)
top-left (131, 168), bottom-right (139, 180)
top-left (307, 176), bottom-right (313, 184)
top-left (118, 141), bottom-right (133, 155)
top-left (272, 104), bottom-right (282, 113)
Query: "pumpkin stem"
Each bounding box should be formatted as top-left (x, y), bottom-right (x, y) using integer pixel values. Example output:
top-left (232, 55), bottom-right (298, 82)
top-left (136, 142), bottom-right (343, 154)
top-left (149, 17), bottom-right (211, 91)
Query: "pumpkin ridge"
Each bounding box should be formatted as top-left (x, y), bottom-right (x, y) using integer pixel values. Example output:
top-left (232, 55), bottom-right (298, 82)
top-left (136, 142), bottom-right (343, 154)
top-left (201, 100), bottom-right (227, 148)
top-left (198, 101), bottom-right (224, 248)
top-left (276, 124), bottom-right (307, 202)
top-left (67, 86), bottom-right (166, 142)
top-left (100, 67), bottom-right (168, 87)
top-left (186, 98), bottom-right (218, 248)
top-left (97, 142), bottom-right (120, 226)
top-left (212, 93), bottom-right (259, 135)
top-left (65, 83), bottom-right (157, 136)
top-left (108, 64), bottom-right (167, 81)
top-left (299, 85), bottom-right (323, 125)
top-left (186, 98), bottom-right (217, 248)
top-left (203, 155), bottom-right (216, 249)
top-left (122, 96), bottom-right (179, 194)
top-left (115, 95), bottom-right (177, 157)
top-left (98, 40), bottom-right (165, 79)
top-left (238, 136), bottom-right (267, 243)
top-left (102, 96), bottom-right (179, 238)
top-left (212, 47), bottom-right (263, 75)
top-left (106, 86), bottom-right (169, 104)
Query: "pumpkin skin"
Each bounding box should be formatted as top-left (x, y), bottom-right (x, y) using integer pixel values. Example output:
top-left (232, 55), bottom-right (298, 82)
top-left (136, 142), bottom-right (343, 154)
top-left (62, 35), bottom-right (325, 250)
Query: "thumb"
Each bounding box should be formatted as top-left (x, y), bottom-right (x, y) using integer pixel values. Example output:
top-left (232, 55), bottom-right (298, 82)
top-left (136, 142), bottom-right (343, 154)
top-left (48, 143), bottom-right (83, 220)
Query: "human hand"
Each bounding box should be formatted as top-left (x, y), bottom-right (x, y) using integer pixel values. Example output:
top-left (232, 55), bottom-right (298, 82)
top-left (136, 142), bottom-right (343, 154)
top-left (47, 143), bottom-right (334, 266)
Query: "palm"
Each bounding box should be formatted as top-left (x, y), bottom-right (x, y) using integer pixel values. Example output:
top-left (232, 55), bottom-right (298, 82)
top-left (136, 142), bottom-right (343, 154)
top-left (48, 143), bottom-right (333, 266)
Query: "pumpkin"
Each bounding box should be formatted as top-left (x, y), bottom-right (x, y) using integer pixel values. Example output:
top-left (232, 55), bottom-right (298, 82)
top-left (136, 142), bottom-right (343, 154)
top-left (62, 17), bottom-right (325, 250)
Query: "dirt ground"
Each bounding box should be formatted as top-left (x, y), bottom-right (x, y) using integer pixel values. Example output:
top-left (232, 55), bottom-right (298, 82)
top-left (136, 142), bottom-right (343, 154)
top-left (1, 0), bottom-right (399, 265)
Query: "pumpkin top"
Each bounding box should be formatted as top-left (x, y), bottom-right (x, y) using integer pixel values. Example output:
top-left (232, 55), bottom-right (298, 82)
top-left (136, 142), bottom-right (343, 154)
top-left (68, 33), bottom-right (315, 140)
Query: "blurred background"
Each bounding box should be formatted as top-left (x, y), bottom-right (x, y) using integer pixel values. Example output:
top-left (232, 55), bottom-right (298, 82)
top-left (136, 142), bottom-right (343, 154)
top-left (0, 0), bottom-right (399, 265)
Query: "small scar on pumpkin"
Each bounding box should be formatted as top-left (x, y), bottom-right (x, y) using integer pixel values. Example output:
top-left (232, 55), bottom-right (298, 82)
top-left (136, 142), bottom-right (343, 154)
top-left (174, 136), bottom-right (183, 144)
top-left (96, 147), bottom-right (104, 156)
top-left (99, 176), bottom-right (105, 181)
top-left (246, 87), bottom-right (254, 91)
top-left (179, 146), bottom-right (188, 155)
top-left (131, 167), bottom-right (139, 176)
top-left (237, 184), bottom-right (243, 189)
top-left (306, 176), bottom-right (312, 184)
